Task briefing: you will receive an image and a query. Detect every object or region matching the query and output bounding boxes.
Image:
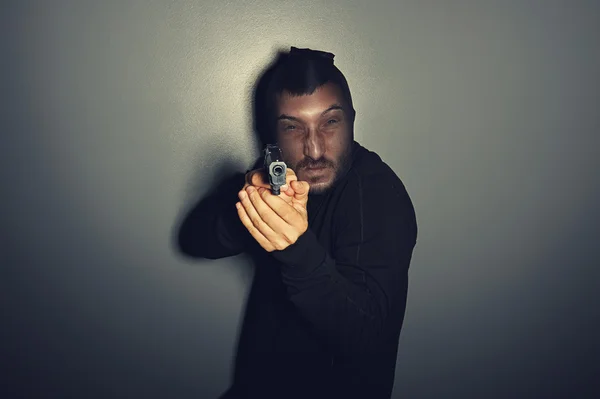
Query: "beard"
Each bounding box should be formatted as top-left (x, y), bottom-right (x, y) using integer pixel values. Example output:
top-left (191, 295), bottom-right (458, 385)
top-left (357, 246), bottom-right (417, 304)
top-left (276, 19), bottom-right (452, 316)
top-left (287, 142), bottom-right (353, 196)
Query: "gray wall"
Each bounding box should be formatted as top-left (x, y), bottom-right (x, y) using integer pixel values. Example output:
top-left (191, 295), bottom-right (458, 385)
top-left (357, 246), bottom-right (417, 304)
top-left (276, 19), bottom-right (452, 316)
top-left (2, 1), bottom-right (599, 398)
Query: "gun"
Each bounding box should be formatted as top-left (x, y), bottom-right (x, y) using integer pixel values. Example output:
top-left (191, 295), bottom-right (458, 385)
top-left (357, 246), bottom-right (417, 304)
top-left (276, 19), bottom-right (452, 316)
top-left (263, 144), bottom-right (287, 195)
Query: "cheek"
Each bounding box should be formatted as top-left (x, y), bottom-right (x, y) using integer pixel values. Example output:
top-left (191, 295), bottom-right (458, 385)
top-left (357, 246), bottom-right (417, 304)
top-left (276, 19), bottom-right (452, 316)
top-left (339, 130), bottom-right (353, 148)
top-left (326, 132), bottom-right (348, 151)
top-left (277, 140), bottom-right (303, 164)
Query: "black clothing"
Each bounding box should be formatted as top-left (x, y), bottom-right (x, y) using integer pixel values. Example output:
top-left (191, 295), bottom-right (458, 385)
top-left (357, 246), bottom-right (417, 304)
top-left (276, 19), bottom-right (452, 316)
top-left (179, 141), bottom-right (417, 399)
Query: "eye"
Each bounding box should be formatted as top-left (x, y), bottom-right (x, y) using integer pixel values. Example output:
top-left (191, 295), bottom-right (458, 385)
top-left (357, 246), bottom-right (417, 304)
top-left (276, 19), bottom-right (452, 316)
top-left (285, 125), bottom-right (296, 131)
top-left (327, 119), bottom-right (338, 124)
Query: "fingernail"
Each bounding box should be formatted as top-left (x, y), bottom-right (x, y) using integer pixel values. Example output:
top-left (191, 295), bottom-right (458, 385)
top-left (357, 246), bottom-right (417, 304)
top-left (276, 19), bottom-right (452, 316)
top-left (281, 185), bottom-right (288, 191)
top-left (239, 191), bottom-right (247, 200)
top-left (246, 186), bottom-right (255, 193)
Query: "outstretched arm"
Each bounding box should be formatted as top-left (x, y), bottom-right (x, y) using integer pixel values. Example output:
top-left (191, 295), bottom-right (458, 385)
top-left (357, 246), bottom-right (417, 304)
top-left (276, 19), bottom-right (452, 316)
top-left (235, 173), bottom-right (418, 355)
top-left (276, 177), bottom-right (417, 355)
top-left (178, 172), bottom-right (250, 259)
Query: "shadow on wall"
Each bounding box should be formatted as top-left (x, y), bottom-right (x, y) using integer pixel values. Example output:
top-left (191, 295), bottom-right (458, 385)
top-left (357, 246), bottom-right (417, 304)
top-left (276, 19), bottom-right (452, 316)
top-left (173, 49), bottom-right (289, 259)
top-left (171, 51), bottom-right (296, 398)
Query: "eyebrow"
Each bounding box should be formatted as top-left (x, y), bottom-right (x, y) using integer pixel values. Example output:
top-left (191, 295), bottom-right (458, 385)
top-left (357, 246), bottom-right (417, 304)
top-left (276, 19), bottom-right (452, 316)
top-left (277, 104), bottom-right (344, 122)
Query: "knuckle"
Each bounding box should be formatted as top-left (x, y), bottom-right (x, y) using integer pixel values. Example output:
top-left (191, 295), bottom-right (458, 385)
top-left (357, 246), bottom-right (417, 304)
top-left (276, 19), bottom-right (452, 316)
top-left (288, 206), bottom-right (299, 218)
top-left (247, 170), bottom-right (259, 183)
top-left (283, 232), bottom-right (298, 245)
top-left (249, 214), bottom-right (261, 226)
top-left (257, 219), bottom-right (269, 231)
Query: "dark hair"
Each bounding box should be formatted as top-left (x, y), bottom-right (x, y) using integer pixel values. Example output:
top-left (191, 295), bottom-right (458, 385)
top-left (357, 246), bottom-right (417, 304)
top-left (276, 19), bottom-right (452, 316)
top-left (253, 47), bottom-right (355, 146)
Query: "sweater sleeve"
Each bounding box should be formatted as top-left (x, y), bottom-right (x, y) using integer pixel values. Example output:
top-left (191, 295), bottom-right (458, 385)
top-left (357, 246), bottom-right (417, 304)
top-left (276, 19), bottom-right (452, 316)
top-left (178, 172), bottom-right (252, 259)
top-left (270, 172), bottom-right (418, 356)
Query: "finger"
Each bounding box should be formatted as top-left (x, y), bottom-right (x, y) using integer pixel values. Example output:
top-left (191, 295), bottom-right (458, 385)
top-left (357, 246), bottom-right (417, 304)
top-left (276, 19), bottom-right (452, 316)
top-left (246, 187), bottom-right (301, 246)
top-left (291, 180), bottom-right (310, 200)
top-left (244, 181), bottom-right (292, 203)
top-left (249, 169), bottom-right (269, 187)
top-left (283, 186), bottom-right (295, 197)
top-left (247, 167), bottom-right (297, 193)
top-left (285, 167), bottom-right (297, 181)
top-left (235, 201), bottom-right (275, 252)
top-left (282, 168), bottom-right (298, 191)
top-left (257, 187), bottom-right (305, 237)
top-left (240, 188), bottom-right (288, 245)
top-left (290, 180), bottom-right (310, 213)
top-left (271, 185), bottom-right (294, 203)
top-left (274, 185), bottom-right (294, 203)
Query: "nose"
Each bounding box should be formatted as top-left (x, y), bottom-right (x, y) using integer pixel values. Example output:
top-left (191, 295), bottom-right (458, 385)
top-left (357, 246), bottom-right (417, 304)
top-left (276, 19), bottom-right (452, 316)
top-left (303, 128), bottom-right (325, 161)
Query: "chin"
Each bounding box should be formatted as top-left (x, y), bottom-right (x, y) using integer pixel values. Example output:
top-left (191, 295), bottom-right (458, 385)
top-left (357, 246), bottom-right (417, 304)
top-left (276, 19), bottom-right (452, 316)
top-left (307, 180), bottom-right (334, 195)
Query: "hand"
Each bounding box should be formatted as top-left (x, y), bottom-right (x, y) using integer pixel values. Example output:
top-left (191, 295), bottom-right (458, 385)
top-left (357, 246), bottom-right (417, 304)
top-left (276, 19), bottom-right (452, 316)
top-left (243, 167), bottom-right (297, 204)
top-left (236, 178), bottom-right (310, 252)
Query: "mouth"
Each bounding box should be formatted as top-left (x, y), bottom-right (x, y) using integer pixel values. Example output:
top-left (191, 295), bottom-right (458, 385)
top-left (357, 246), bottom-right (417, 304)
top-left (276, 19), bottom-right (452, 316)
top-left (304, 166), bottom-right (329, 175)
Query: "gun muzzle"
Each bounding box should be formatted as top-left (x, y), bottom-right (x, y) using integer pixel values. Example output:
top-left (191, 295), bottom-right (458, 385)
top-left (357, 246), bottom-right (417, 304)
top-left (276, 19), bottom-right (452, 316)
top-left (264, 144), bottom-right (287, 195)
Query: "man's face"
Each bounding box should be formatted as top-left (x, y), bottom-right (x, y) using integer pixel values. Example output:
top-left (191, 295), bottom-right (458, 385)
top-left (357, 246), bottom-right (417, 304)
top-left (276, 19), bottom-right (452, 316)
top-left (275, 82), bottom-right (354, 195)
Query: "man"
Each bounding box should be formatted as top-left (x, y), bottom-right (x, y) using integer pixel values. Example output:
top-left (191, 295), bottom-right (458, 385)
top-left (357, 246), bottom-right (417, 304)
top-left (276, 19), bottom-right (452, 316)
top-left (178, 47), bottom-right (418, 399)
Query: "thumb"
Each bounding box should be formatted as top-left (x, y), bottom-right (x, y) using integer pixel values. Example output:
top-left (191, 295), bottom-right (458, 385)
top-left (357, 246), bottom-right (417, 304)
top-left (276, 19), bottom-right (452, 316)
top-left (291, 180), bottom-right (310, 203)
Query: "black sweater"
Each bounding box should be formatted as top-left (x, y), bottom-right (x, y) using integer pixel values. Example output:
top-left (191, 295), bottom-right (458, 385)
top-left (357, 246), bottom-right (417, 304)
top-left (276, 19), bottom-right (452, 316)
top-left (179, 140), bottom-right (418, 399)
